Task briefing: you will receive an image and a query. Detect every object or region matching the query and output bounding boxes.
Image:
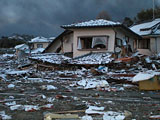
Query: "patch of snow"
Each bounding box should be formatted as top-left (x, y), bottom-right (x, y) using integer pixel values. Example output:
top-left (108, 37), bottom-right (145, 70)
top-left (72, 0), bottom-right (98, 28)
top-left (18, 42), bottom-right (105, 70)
top-left (47, 97), bottom-right (55, 103)
top-left (7, 84), bottom-right (15, 89)
top-left (7, 70), bottom-right (29, 75)
top-left (103, 111), bottom-right (125, 120)
top-left (0, 111), bottom-right (11, 120)
top-left (76, 78), bottom-right (109, 89)
top-left (81, 115), bottom-right (93, 120)
top-left (2, 54), bottom-right (14, 58)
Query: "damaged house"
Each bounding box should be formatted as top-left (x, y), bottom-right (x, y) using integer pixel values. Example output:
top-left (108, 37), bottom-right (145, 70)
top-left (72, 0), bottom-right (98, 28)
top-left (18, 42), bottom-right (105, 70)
top-left (130, 18), bottom-right (160, 55)
top-left (29, 36), bottom-right (53, 53)
top-left (44, 19), bottom-right (141, 58)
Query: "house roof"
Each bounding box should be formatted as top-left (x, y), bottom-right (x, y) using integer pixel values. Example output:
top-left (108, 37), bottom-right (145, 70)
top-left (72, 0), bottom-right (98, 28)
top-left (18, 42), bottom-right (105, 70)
top-left (61, 19), bottom-right (141, 38)
top-left (61, 19), bottom-right (121, 29)
top-left (15, 44), bottom-right (29, 50)
top-left (29, 36), bottom-right (53, 43)
top-left (29, 53), bottom-right (71, 64)
top-left (68, 52), bottom-right (114, 65)
top-left (130, 18), bottom-right (160, 36)
top-left (43, 30), bottom-right (73, 53)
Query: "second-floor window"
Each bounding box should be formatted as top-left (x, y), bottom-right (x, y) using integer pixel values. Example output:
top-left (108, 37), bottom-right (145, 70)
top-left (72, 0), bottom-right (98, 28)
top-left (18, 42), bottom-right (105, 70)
top-left (77, 36), bottom-right (108, 50)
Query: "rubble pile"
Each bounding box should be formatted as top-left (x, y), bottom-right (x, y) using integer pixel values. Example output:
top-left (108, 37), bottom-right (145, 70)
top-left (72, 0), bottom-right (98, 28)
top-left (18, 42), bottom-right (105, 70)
top-left (0, 52), bottom-right (160, 120)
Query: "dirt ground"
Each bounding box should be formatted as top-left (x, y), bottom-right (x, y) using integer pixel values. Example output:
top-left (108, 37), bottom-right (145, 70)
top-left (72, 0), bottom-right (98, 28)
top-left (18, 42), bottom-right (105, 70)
top-left (0, 55), bottom-right (160, 120)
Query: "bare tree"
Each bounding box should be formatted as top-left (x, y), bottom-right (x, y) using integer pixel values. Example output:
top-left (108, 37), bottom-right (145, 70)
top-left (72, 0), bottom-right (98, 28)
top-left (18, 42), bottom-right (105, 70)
top-left (96, 10), bottom-right (111, 20)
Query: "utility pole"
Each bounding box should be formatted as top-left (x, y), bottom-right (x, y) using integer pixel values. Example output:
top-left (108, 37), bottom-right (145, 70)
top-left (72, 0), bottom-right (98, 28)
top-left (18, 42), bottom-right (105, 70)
top-left (153, 0), bottom-right (155, 19)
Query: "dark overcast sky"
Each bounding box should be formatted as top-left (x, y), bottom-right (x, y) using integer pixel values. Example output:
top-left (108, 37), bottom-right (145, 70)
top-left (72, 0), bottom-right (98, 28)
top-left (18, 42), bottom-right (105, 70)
top-left (0, 0), bottom-right (159, 37)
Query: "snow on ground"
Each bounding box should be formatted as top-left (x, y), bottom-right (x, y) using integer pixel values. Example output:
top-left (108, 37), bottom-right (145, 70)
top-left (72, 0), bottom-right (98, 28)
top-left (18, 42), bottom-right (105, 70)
top-left (0, 111), bottom-right (11, 120)
top-left (76, 78), bottom-right (109, 89)
top-left (103, 111), bottom-right (125, 120)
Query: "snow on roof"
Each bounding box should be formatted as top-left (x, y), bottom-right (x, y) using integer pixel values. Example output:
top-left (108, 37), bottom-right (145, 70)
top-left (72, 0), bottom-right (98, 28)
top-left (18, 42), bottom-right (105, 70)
top-left (130, 18), bottom-right (160, 36)
top-left (62, 19), bottom-right (121, 28)
top-left (30, 36), bottom-right (52, 43)
top-left (132, 71), bottom-right (160, 82)
top-left (15, 44), bottom-right (29, 50)
top-left (30, 53), bottom-right (71, 64)
top-left (69, 52), bottom-right (113, 65)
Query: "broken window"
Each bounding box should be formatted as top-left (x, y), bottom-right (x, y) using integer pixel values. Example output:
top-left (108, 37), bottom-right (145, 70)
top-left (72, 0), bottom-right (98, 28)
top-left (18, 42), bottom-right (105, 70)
top-left (77, 36), bottom-right (108, 50)
top-left (37, 44), bottom-right (43, 48)
top-left (138, 39), bottom-right (150, 49)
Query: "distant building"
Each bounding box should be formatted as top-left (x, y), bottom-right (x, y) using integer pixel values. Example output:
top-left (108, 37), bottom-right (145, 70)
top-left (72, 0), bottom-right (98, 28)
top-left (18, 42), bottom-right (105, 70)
top-left (29, 36), bottom-right (54, 53)
top-left (14, 44), bottom-right (29, 61)
top-left (130, 18), bottom-right (160, 55)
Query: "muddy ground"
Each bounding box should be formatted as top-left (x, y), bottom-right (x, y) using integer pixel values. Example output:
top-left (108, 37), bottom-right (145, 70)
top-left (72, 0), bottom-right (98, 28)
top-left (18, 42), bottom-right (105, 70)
top-left (0, 55), bottom-right (160, 120)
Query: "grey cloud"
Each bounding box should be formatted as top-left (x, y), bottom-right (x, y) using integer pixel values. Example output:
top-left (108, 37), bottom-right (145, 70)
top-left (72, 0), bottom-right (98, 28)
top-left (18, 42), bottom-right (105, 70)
top-left (0, 0), bottom-right (155, 37)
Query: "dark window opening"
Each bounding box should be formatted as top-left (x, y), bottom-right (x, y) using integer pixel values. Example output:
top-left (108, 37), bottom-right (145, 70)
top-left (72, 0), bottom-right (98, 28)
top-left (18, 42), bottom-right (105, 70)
top-left (138, 39), bottom-right (150, 49)
top-left (77, 36), bottom-right (108, 50)
top-left (37, 44), bottom-right (43, 48)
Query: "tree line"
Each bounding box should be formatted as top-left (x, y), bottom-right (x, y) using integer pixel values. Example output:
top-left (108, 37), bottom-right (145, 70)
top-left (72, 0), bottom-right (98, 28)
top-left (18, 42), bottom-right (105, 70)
top-left (97, 5), bottom-right (160, 27)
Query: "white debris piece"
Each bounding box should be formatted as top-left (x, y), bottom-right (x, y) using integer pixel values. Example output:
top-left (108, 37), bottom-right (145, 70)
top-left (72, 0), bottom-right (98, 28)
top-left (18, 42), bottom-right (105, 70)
top-left (41, 85), bottom-right (57, 90)
top-left (7, 84), bottom-right (15, 88)
top-left (47, 97), bottom-right (55, 103)
top-left (77, 80), bottom-right (87, 87)
top-left (81, 115), bottom-right (93, 120)
top-left (86, 106), bottom-right (105, 115)
top-left (24, 105), bottom-right (39, 112)
top-left (10, 105), bottom-right (24, 111)
top-left (2, 54), bottom-right (14, 58)
top-left (103, 111), bottom-right (125, 120)
top-left (0, 111), bottom-right (11, 120)
top-left (145, 57), bottom-right (152, 63)
top-left (149, 115), bottom-right (160, 119)
top-left (7, 70), bottom-right (28, 75)
top-left (132, 72), bottom-right (154, 82)
top-left (40, 104), bottom-right (53, 109)
top-left (46, 85), bottom-right (57, 90)
top-left (5, 101), bottom-right (16, 106)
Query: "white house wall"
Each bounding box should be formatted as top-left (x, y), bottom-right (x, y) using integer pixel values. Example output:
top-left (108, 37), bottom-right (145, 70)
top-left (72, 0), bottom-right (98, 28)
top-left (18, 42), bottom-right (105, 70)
top-left (116, 29), bottom-right (135, 51)
top-left (72, 28), bottom-right (115, 58)
top-left (62, 33), bottom-right (73, 53)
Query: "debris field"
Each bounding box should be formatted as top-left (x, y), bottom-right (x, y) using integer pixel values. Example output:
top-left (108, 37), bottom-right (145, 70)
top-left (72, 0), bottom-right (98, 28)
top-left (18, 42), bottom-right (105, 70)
top-left (0, 53), bottom-right (160, 120)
